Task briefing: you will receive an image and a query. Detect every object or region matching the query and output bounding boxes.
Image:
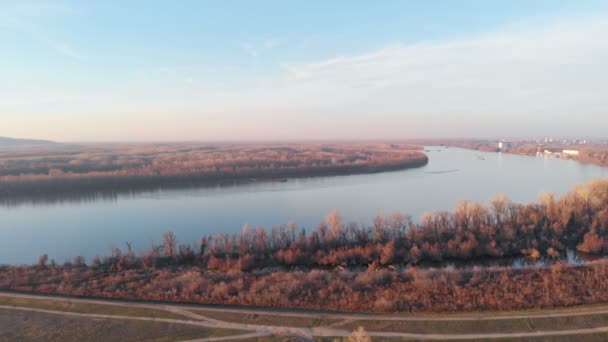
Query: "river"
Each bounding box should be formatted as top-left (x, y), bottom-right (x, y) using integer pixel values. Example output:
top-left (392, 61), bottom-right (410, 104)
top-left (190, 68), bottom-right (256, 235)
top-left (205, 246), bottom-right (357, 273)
top-left (1, 147), bottom-right (607, 265)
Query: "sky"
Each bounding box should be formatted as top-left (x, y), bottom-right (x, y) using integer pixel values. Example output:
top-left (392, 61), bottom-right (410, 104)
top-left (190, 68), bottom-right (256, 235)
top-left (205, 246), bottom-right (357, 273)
top-left (1, 0), bottom-right (607, 142)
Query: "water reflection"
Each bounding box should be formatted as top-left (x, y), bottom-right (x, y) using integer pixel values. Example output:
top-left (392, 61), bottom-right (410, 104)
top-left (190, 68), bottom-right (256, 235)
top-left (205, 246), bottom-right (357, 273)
top-left (0, 190), bottom-right (121, 207)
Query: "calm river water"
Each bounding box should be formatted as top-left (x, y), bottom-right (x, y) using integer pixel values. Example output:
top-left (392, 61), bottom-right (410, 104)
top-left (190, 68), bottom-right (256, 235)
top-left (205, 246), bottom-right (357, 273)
top-left (1, 147), bottom-right (607, 265)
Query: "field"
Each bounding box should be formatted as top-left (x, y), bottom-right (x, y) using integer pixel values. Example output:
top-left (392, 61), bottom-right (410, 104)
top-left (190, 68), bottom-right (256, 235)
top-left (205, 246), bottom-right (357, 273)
top-left (3, 292), bottom-right (608, 341)
top-left (0, 309), bottom-right (238, 342)
top-left (339, 313), bottom-right (608, 334)
top-left (0, 295), bottom-right (185, 319)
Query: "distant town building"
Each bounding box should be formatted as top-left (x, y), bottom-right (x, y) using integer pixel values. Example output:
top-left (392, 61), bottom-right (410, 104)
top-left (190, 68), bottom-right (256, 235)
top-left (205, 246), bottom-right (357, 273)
top-left (540, 149), bottom-right (580, 159)
top-left (542, 147), bottom-right (562, 156)
top-left (498, 141), bottom-right (514, 151)
top-left (562, 150), bottom-right (580, 156)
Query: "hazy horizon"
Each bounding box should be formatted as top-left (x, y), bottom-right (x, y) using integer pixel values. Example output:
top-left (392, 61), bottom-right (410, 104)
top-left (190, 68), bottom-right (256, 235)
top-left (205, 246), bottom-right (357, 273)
top-left (2, 1), bottom-right (608, 141)
top-left (2, 136), bottom-right (602, 144)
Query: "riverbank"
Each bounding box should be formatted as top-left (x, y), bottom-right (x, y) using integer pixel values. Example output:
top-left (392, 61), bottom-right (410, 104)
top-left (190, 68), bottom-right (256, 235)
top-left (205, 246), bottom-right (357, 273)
top-left (442, 140), bottom-right (608, 167)
top-left (2, 178), bottom-right (608, 313)
top-left (0, 142), bottom-right (428, 198)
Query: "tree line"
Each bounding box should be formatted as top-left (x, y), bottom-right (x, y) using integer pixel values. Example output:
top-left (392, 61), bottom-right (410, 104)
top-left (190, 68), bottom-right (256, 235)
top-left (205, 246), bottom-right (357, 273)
top-left (54, 178), bottom-right (606, 273)
top-left (15, 177), bottom-right (607, 275)
top-left (0, 143), bottom-right (428, 196)
top-left (2, 258), bottom-right (607, 313)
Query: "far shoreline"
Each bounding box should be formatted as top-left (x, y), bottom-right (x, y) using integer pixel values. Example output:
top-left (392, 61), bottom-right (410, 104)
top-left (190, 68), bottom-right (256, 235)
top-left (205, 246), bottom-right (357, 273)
top-left (0, 155), bottom-right (429, 205)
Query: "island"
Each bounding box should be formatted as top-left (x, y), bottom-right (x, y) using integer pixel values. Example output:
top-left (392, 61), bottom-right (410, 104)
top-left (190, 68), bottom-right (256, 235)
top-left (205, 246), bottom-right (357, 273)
top-left (0, 142), bottom-right (428, 198)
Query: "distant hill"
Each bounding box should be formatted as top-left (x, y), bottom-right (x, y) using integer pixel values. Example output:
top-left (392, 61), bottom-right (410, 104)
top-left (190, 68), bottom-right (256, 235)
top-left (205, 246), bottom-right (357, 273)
top-left (0, 137), bottom-right (57, 148)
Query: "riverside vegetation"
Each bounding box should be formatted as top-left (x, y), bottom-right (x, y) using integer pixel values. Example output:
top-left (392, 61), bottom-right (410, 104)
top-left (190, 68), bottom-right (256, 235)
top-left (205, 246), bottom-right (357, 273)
top-left (1, 178), bottom-right (608, 313)
top-left (0, 142), bottom-right (427, 196)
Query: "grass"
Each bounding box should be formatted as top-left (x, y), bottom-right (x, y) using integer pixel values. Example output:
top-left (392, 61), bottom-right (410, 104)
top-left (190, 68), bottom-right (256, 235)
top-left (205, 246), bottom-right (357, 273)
top-left (4, 293), bottom-right (608, 341)
top-left (0, 308), bottom-right (241, 342)
top-left (340, 313), bottom-right (608, 334)
top-left (320, 334), bottom-right (608, 342)
top-left (0, 295), bottom-right (186, 320)
top-left (388, 302), bottom-right (608, 318)
top-left (460, 334), bottom-right (608, 342)
top-left (187, 308), bottom-right (342, 327)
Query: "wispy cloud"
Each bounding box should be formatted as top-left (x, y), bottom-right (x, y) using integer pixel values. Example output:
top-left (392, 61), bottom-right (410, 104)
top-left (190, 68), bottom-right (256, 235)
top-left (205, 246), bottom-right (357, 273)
top-left (37, 34), bottom-right (84, 60)
top-left (4, 7), bottom-right (608, 140)
top-left (93, 12), bottom-right (608, 139)
top-left (277, 13), bottom-right (608, 118)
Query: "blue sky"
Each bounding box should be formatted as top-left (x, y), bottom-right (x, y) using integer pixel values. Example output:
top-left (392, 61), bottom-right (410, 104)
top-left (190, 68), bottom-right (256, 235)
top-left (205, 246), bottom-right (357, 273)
top-left (2, 0), bottom-right (608, 141)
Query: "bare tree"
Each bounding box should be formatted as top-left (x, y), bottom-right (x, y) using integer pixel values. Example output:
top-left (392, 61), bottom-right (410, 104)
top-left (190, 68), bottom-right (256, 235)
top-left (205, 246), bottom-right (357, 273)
top-left (288, 220), bottom-right (297, 243)
top-left (326, 209), bottom-right (342, 239)
top-left (491, 193), bottom-right (510, 226)
top-left (380, 240), bottom-right (395, 265)
top-left (163, 231), bottom-right (177, 258)
top-left (74, 255), bottom-right (86, 267)
top-left (199, 236), bottom-right (212, 256)
top-left (37, 254), bottom-right (48, 269)
top-left (125, 241), bottom-right (133, 254)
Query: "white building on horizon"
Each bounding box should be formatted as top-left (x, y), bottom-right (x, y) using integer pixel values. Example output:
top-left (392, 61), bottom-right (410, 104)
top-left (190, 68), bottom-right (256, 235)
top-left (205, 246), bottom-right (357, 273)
top-left (498, 141), bottom-right (514, 151)
top-left (563, 150), bottom-right (580, 156)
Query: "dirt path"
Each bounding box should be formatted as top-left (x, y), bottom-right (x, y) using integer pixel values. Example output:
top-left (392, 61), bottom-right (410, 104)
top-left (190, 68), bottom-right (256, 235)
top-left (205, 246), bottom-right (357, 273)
top-left (3, 291), bottom-right (608, 322)
top-left (179, 331), bottom-right (272, 342)
top-left (323, 319), bottom-right (357, 328)
top-left (3, 291), bottom-right (608, 340)
top-left (0, 304), bottom-right (226, 329)
top-left (3, 305), bottom-right (608, 340)
top-left (0, 304), bottom-right (342, 340)
top-left (162, 306), bottom-right (229, 325)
